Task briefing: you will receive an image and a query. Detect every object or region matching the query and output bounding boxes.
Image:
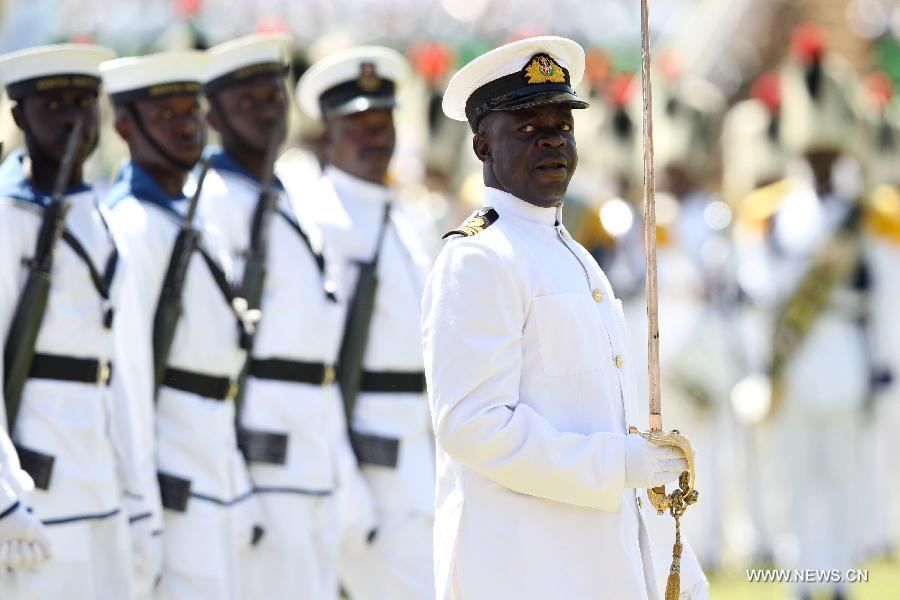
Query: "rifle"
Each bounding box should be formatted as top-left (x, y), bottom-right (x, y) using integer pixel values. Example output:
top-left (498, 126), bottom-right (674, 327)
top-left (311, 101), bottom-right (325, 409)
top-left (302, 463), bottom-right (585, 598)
top-left (3, 119), bottom-right (84, 429)
top-left (337, 204), bottom-right (391, 429)
top-left (233, 117), bottom-right (284, 406)
top-left (152, 158), bottom-right (211, 396)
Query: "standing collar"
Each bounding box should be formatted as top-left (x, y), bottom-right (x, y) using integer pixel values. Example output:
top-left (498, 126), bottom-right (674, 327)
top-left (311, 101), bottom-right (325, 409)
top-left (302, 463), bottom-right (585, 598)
top-left (324, 165), bottom-right (392, 204)
top-left (207, 147), bottom-right (285, 191)
top-left (0, 149), bottom-right (91, 207)
top-left (483, 186), bottom-right (560, 226)
top-left (105, 160), bottom-right (186, 215)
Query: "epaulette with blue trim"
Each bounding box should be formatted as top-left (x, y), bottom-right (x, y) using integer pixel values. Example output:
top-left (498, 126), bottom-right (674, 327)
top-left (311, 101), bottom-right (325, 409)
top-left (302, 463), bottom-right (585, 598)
top-left (442, 207), bottom-right (499, 239)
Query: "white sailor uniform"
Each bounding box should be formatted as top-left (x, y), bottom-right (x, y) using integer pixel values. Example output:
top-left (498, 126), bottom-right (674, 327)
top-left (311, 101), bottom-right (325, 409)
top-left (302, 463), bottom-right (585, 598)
top-left (197, 149), bottom-right (348, 600)
top-left (303, 165), bottom-right (436, 600)
top-left (108, 161), bottom-right (258, 599)
top-left (0, 151), bottom-right (134, 598)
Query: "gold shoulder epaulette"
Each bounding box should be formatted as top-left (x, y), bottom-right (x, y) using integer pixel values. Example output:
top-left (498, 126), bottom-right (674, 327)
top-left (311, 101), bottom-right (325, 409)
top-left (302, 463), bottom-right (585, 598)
top-left (864, 184), bottom-right (900, 243)
top-left (442, 207), bottom-right (499, 239)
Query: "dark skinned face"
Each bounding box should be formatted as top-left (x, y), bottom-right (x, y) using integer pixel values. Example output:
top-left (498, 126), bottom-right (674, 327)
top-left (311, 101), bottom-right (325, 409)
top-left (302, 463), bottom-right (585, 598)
top-left (208, 74), bottom-right (287, 152)
top-left (115, 93), bottom-right (204, 173)
top-left (12, 88), bottom-right (99, 165)
top-left (474, 103), bottom-right (577, 208)
top-left (806, 149), bottom-right (839, 194)
top-left (324, 108), bottom-right (395, 184)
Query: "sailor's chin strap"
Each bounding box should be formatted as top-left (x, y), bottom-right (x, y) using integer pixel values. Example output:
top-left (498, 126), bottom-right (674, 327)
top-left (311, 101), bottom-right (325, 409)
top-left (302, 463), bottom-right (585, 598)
top-left (124, 103), bottom-right (198, 172)
top-left (207, 93), bottom-right (267, 156)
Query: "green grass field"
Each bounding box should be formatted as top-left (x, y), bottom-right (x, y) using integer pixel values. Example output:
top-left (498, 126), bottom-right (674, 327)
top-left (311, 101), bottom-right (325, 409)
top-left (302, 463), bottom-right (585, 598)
top-left (707, 558), bottom-right (900, 599)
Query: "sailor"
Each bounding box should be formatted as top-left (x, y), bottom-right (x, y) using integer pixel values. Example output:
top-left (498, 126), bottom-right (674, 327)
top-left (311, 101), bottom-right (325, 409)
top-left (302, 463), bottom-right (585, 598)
top-left (102, 50), bottom-right (260, 599)
top-left (766, 24), bottom-right (868, 600)
top-left (648, 69), bottom-right (735, 571)
top-left (296, 45), bottom-right (436, 600)
top-left (854, 72), bottom-right (900, 561)
top-left (725, 71), bottom-right (792, 567)
top-left (423, 35), bottom-right (707, 600)
top-left (0, 43), bottom-right (138, 597)
top-left (196, 33), bottom-right (347, 600)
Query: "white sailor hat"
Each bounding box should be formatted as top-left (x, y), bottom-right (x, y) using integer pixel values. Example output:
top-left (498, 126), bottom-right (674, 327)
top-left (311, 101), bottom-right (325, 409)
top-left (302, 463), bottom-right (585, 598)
top-left (203, 33), bottom-right (291, 96)
top-left (442, 36), bottom-right (588, 133)
top-left (0, 43), bottom-right (115, 100)
top-left (297, 45), bottom-right (409, 120)
top-left (100, 50), bottom-right (207, 105)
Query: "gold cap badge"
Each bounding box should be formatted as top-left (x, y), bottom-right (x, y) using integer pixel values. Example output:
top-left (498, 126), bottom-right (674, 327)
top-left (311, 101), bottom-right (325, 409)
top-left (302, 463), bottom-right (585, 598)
top-left (358, 62), bottom-right (381, 92)
top-left (524, 54), bottom-right (566, 85)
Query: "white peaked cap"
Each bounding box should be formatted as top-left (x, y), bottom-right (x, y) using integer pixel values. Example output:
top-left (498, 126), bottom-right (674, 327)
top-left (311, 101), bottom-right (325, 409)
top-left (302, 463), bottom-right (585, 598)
top-left (204, 33), bottom-right (291, 92)
top-left (0, 43), bottom-right (116, 99)
top-left (296, 45), bottom-right (409, 120)
top-left (442, 36), bottom-right (587, 128)
top-left (100, 50), bottom-right (207, 102)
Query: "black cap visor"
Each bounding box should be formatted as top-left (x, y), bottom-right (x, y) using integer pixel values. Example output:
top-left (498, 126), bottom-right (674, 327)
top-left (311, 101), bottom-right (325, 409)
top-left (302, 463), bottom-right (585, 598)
top-left (324, 95), bottom-right (398, 119)
top-left (473, 90), bottom-right (588, 132)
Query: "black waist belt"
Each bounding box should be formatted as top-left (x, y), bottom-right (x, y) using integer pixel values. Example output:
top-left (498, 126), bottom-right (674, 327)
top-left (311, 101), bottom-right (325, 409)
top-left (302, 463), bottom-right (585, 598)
top-left (29, 353), bottom-right (113, 386)
top-left (163, 368), bottom-right (234, 401)
top-left (359, 370), bottom-right (426, 393)
top-left (249, 358), bottom-right (336, 386)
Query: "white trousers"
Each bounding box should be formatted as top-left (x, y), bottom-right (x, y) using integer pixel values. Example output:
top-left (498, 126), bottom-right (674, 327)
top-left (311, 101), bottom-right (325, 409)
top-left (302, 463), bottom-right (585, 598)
top-left (243, 492), bottom-right (339, 600)
top-left (339, 513), bottom-right (434, 600)
top-left (0, 510), bottom-right (132, 599)
top-left (779, 407), bottom-right (859, 595)
top-left (158, 498), bottom-right (254, 600)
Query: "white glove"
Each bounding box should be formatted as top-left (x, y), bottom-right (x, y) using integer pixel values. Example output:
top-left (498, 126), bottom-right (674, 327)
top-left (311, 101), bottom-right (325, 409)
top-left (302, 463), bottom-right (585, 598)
top-left (130, 518), bottom-right (162, 593)
top-left (0, 504), bottom-right (51, 570)
top-left (624, 435), bottom-right (688, 489)
top-left (0, 540), bottom-right (49, 571)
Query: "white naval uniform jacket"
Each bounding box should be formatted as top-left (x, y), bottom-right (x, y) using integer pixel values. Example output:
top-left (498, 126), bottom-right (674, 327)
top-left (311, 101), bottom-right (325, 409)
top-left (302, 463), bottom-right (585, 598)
top-left (197, 150), bottom-right (348, 498)
top-left (108, 162), bottom-right (254, 514)
top-left (305, 166), bottom-right (435, 527)
top-left (766, 182), bottom-right (870, 413)
top-left (422, 187), bottom-right (704, 600)
top-left (0, 152), bottom-right (138, 525)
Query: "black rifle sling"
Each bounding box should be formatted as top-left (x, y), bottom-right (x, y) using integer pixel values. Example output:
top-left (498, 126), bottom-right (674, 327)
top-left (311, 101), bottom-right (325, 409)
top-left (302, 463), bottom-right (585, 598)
top-left (196, 244), bottom-right (237, 308)
top-left (276, 208), bottom-right (335, 301)
top-left (342, 203), bottom-right (392, 419)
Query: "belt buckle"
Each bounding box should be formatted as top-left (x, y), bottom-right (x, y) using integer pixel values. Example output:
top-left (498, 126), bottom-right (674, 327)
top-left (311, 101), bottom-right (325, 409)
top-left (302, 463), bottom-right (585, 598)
top-left (227, 380), bottom-right (240, 399)
top-left (96, 360), bottom-right (111, 386)
top-left (322, 365), bottom-right (336, 386)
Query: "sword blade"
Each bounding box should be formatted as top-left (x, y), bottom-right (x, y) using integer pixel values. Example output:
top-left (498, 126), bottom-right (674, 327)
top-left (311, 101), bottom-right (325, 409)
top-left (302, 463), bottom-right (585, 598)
top-left (640, 0), bottom-right (662, 432)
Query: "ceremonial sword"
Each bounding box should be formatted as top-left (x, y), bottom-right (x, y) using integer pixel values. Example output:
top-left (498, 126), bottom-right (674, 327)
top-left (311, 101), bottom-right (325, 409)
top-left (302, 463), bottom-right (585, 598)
top-left (634, 1), bottom-right (700, 598)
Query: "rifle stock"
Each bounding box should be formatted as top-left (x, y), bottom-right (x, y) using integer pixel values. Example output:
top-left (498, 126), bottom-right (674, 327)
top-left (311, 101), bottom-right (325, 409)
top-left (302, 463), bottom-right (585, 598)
top-left (152, 158), bottom-right (211, 395)
top-left (337, 204), bottom-right (391, 430)
top-left (233, 117), bottom-right (285, 408)
top-left (3, 120), bottom-right (84, 429)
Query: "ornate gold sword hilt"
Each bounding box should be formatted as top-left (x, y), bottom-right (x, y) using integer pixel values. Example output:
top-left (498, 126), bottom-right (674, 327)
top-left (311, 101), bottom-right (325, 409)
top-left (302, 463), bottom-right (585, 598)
top-left (629, 427), bottom-right (699, 600)
top-left (629, 427), bottom-right (699, 515)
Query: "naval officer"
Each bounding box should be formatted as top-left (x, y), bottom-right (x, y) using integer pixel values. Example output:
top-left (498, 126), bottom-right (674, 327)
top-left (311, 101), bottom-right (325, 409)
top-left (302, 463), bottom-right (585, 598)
top-left (423, 36), bottom-right (707, 599)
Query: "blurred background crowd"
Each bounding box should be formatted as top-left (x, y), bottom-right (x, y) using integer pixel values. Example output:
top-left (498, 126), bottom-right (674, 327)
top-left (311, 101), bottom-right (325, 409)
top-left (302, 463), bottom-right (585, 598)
top-left (1, 0), bottom-right (900, 598)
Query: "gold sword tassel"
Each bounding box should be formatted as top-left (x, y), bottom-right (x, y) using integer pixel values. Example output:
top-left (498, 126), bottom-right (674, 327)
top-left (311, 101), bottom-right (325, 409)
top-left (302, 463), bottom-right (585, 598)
top-left (637, 1), bottom-right (700, 598)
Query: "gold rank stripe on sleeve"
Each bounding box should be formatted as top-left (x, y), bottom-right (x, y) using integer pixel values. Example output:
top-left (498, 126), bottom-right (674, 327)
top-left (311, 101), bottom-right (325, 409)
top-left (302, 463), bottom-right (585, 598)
top-left (442, 207), bottom-right (500, 239)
